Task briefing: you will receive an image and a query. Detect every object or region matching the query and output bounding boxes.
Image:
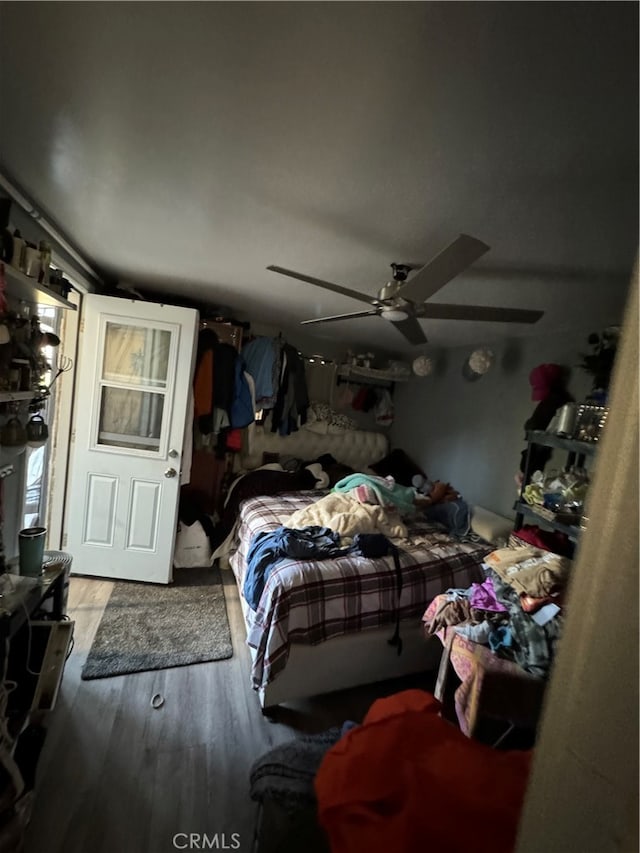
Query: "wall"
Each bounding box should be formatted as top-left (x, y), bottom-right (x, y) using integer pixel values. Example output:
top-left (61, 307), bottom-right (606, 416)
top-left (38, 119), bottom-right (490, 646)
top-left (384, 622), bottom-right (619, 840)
top-left (390, 325), bottom-right (611, 517)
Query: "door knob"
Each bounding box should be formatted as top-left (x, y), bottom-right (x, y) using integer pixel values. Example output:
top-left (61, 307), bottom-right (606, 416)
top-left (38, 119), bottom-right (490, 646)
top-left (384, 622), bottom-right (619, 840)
top-left (164, 467), bottom-right (177, 478)
top-left (168, 449), bottom-right (180, 458)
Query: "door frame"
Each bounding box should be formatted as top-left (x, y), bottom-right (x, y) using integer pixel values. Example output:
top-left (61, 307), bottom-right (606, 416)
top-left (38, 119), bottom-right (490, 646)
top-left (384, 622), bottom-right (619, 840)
top-left (47, 288), bottom-right (82, 550)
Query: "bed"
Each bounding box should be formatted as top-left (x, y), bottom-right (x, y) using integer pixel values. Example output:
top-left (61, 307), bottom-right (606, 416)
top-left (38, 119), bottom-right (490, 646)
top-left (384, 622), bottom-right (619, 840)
top-left (223, 424), bottom-right (492, 710)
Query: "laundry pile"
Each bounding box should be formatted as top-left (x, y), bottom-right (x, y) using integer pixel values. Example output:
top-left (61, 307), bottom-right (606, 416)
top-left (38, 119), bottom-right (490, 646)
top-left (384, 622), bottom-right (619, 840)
top-left (424, 545), bottom-right (570, 677)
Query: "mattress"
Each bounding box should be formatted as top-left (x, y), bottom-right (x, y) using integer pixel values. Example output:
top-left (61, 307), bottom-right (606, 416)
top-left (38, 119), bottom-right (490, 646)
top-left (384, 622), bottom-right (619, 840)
top-left (229, 491), bottom-right (490, 691)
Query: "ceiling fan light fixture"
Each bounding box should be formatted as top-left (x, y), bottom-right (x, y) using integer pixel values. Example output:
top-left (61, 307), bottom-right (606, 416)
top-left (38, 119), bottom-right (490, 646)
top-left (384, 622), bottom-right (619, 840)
top-left (381, 307), bottom-right (409, 322)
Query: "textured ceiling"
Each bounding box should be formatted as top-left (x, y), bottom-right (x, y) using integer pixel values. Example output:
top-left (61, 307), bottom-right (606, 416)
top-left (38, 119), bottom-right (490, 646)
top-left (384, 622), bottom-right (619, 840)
top-left (0, 2), bottom-right (637, 356)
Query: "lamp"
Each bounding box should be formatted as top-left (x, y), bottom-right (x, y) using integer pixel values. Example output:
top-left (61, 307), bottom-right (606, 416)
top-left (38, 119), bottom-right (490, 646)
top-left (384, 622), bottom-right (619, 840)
top-left (381, 307), bottom-right (409, 322)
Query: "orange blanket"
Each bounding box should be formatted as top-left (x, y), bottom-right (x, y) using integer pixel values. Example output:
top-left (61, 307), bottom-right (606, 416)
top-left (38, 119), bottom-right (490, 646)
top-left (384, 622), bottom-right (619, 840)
top-left (315, 690), bottom-right (531, 853)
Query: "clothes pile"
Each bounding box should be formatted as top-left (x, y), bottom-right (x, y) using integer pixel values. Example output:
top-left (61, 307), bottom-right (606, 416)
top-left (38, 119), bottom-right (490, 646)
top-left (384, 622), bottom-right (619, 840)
top-left (424, 546), bottom-right (570, 678)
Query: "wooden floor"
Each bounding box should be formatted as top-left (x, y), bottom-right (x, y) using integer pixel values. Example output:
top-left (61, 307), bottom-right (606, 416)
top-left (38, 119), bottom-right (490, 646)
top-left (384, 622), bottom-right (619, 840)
top-left (24, 571), bottom-right (435, 853)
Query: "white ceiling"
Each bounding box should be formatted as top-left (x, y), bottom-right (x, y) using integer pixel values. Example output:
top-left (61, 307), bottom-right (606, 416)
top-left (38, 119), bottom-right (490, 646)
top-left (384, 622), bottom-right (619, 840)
top-left (0, 2), bottom-right (637, 356)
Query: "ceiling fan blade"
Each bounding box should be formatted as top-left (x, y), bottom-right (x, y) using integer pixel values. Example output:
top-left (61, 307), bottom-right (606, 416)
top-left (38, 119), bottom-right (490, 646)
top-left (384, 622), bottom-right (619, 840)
top-left (388, 315), bottom-right (428, 345)
top-left (267, 265), bottom-right (377, 306)
top-left (397, 234), bottom-right (490, 303)
top-left (300, 309), bottom-right (381, 326)
top-left (421, 303), bottom-right (544, 323)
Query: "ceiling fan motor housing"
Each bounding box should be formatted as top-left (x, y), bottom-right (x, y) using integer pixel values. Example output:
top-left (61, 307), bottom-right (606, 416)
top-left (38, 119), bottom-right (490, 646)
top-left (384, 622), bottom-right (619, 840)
top-left (377, 263), bottom-right (413, 304)
top-left (390, 263), bottom-right (411, 282)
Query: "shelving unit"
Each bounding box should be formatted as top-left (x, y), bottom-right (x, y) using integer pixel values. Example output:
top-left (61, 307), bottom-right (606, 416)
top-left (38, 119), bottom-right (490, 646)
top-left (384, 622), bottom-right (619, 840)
top-left (3, 264), bottom-right (77, 311)
top-left (514, 430), bottom-right (598, 545)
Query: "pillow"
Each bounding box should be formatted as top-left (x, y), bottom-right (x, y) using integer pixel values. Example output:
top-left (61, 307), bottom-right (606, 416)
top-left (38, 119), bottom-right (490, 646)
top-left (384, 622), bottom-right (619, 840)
top-left (370, 448), bottom-right (426, 487)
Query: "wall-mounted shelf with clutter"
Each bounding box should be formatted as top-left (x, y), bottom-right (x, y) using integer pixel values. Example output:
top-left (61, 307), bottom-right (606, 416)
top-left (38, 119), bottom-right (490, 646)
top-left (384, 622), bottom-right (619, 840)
top-left (336, 363), bottom-right (411, 388)
top-left (3, 264), bottom-right (76, 311)
top-left (336, 352), bottom-right (411, 388)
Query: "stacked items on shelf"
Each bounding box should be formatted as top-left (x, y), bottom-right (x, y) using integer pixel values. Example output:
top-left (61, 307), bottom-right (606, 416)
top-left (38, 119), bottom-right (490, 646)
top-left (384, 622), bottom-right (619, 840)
top-left (514, 431), bottom-right (602, 545)
top-left (0, 304), bottom-right (60, 399)
top-left (521, 467), bottom-right (590, 528)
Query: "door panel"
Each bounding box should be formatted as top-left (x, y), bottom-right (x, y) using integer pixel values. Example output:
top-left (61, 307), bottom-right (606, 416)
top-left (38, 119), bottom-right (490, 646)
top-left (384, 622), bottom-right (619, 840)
top-left (66, 294), bottom-right (198, 582)
top-left (126, 480), bottom-right (161, 550)
top-left (84, 473), bottom-right (118, 546)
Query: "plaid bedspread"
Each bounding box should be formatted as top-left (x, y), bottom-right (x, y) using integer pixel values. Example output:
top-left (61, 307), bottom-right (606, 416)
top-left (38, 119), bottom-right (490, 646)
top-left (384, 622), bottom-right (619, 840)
top-left (229, 491), bottom-right (490, 690)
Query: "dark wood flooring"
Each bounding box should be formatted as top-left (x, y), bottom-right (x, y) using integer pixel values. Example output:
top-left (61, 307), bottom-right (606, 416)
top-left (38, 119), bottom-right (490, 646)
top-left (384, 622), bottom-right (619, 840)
top-left (23, 571), bottom-right (436, 853)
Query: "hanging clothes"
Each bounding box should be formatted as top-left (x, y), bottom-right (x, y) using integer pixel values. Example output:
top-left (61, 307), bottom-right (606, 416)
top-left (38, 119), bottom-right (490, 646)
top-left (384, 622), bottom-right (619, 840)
top-left (193, 333), bottom-right (215, 419)
top-left (271, 343), bottom-right (309, 435)
top-left (230, 355), bottom-right (254, 429)
top-left (194, 329), bottom-right (237, 435)
top-left (242, 336), bottom-right (280, 409)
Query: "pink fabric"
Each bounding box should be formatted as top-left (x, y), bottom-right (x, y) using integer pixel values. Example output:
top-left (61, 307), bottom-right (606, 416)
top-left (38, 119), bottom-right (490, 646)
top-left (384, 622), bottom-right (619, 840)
top-left (353, 484), bottom-right (381, 505)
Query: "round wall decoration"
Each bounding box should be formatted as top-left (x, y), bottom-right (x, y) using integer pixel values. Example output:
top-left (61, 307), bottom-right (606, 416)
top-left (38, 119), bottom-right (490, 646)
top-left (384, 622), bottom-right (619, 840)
top-left (412, 355), bottom-right (434, 377)
top-left (462, 348), bottom-right (494, 381)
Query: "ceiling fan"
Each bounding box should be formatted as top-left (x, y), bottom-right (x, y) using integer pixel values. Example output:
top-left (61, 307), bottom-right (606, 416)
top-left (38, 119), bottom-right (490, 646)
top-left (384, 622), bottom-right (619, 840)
top-left (267, 234), bottom-right (544, 345)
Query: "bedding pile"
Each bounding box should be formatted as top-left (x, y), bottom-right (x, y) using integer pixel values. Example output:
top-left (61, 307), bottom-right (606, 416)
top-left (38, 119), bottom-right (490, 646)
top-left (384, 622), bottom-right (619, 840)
top-left (284, 492), bottom-right (407, 539)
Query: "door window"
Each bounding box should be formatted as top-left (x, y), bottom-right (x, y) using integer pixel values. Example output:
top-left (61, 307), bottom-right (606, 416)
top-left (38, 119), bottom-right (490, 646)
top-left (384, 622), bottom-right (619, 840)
top-left (95, 322), bottom-right (174, 453)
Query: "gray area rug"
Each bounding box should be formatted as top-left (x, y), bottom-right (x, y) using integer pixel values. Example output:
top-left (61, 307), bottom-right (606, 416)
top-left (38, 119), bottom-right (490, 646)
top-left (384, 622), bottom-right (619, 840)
top-left (81, 565), bottom-right (233, 680)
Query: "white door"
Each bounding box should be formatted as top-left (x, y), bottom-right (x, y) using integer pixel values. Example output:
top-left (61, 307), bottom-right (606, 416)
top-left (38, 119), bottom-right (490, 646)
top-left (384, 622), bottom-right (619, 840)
top-left (65, 295), bottom-right (198, 583)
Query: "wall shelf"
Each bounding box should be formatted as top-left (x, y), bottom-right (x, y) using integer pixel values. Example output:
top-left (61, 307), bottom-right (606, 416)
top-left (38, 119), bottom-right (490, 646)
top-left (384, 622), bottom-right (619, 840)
top-left (0, 391), bottom-right (35, 403)
top-left (525, 430), bottom-right (598, 456)
top-left (513, 500), bottom-right (582, 542)
top-left (3, 264), bottom-right (77, 311)
top-left (336, 364), bottom-right (410, 387)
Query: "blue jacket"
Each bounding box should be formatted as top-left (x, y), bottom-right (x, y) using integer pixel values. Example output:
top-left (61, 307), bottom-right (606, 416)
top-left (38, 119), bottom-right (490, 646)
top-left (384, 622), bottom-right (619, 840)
top-left (244, 526), bottom-right (345, 610)
top-left (242, 336), bottom-right (278, 407)
top-left (230, 355), bottom-right (254, 429)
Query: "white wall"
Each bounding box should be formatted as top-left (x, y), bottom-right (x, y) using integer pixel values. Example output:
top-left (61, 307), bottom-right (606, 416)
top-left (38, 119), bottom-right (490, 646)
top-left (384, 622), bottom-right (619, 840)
top-left (390, 325), bottom-right (610, 517)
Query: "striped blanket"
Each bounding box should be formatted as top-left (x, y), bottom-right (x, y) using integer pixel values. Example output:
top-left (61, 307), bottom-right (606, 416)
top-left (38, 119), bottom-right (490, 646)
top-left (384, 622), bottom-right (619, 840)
top-left (229, 491), bottom-right (490, 691)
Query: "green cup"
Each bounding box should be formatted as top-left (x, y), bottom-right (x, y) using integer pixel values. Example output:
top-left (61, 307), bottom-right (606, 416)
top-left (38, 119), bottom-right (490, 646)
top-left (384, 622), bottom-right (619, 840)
top-left (18, 527), bottom-right (46, 577)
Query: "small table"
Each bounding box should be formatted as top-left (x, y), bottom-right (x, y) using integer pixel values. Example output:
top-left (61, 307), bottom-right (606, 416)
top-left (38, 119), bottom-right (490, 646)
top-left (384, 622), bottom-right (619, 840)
top-left (423, 595), bottom-right (546, 739)
top-left (0, 564), bottom-right (66, 641)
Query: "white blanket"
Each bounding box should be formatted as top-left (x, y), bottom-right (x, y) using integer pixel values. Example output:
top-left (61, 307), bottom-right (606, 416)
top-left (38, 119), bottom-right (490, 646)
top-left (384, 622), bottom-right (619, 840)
top-left (284, 492), bottom-right (407, 540)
